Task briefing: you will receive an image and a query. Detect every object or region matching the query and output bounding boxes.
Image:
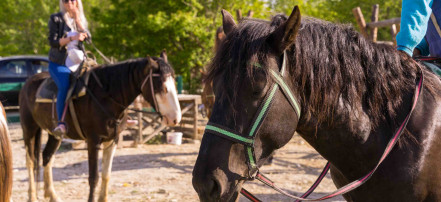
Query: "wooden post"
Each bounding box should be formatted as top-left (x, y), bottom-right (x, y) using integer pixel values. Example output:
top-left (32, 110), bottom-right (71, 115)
top-left (352, 7), bottom-right (369, 38)
top-left (193, 99), bottom-right (198, 139)
top-left (134, 111), bottom-right (142, 147)
top-left (390, 24), bottom-right (398, 46)
top-left (236, 9), bottom-right (242, 21)
top-left (370, 4), bottom-right (379, 42)
top-left (247, 10), bottom-right (254, 18)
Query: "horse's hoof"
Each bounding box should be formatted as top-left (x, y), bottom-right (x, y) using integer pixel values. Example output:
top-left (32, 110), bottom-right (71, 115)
top-left (49, 197), bottom-right (62, 202)
top-left (44, 191), bottom-right (62, 202)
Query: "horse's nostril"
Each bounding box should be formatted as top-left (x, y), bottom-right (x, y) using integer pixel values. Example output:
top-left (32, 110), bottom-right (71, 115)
top-left (193, 177), bottom-right (219, 201)
top-left (174, 119), bottom-right (177, 124)
top-left (209, 178), bottom-right (221, 199)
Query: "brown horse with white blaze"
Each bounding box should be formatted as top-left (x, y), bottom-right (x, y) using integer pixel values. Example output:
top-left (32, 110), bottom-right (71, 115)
top-left (20, 52), bottom-right (181, 202)
top-left (0, 102), bottom-right (12, 202)
top-left (193, 6), bottom-right (441, 202)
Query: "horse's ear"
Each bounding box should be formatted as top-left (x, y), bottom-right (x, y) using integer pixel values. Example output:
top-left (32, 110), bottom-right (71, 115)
top-left (221, 9), bottom-right (236, 35)
top-left (146, 56), bottom-right (159, 74)
top-left (160, 49), bottom-right (168, 63)
top-left (268, 6), bottom-right (301, 54)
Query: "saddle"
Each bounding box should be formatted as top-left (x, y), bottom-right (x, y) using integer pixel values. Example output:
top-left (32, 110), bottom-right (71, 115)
top-left (36, 58), bottom-right (99, 103)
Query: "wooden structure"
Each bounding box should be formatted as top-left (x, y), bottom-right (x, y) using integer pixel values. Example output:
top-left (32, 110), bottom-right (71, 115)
top-left (352, 5), bottom-right (400, 46)
top-left (171, 94), bottom-right (203, 139)
top-left (126, 94), bottom-right (203, 147)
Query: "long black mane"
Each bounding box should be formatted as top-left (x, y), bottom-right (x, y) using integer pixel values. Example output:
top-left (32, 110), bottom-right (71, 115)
top-left (207, 14), bottom-right (440, 126)
top-left (93, 57), bottom-right (174, 99)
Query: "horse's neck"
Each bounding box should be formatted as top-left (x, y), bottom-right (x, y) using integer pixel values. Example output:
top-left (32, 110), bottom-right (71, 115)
top-left (93, 63), bottom-right (147, 109)
top-left (296, 88), bottom-right (419, 175)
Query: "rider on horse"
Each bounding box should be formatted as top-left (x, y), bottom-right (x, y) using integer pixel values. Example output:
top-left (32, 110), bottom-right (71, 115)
top-left (48, 0), bottom-right (90, 137)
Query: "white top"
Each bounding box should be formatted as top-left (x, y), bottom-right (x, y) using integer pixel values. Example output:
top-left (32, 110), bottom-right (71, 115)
top-left (65, 18), bottom-right (84, 72)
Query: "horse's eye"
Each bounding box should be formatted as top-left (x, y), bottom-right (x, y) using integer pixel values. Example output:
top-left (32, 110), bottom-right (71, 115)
top-left (251, 80), bottom-right (266, 98)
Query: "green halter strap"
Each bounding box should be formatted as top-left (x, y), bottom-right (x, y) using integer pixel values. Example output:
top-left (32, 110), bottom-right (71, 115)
top-left (205, 51), bottom-right (301, 177)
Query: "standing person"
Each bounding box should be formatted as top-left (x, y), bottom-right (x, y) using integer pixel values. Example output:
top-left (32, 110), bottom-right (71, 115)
top-left (396, 0), bottom-right (441, 57)
top-left (48, 0), bottom-right (89, 137)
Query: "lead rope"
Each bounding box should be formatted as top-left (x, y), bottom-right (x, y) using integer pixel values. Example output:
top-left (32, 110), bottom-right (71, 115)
top-left (241, 68), bottom-right (424, 201)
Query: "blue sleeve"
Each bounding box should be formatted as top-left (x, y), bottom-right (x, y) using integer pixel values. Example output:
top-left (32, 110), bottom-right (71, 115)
top-left (415, 38), bottom-right (430, 56)
top-left (396, 0), bottom-right (433, 56)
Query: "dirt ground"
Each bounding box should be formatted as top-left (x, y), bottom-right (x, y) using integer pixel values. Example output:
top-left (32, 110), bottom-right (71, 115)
top-left (8, 123), bottom-right (345, 202)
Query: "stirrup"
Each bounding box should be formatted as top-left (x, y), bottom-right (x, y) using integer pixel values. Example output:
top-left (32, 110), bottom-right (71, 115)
top-left (52, 123), bottom-right (66, 140)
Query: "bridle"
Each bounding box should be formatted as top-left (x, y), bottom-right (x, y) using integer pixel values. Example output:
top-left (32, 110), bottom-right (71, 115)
top-left (204, 51), bottom-right (424, 201)
top-left (205, 51), bottom-right (300, 178)
top-left (140, 67), bottom-right (162, 114)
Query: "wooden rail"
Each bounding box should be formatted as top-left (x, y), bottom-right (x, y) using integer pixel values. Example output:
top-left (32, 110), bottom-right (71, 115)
top-left (367, 18), bottom-right (401, 28)
top-left (352, 5), bottom-right (400, 46)
top-left (127, 94), bottom-right (203, 147)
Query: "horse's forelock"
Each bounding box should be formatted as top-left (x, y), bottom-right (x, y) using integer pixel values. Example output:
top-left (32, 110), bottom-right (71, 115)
top-left (151, 56), bottom-right (175, 81)
top-left (150, 56), bottom-right (175, 94)
top-left (207, 16), bottom-right (284, 107)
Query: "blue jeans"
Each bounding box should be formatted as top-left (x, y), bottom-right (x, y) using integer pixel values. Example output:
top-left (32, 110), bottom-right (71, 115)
top-left (48, 61), bottom-right (71, 122)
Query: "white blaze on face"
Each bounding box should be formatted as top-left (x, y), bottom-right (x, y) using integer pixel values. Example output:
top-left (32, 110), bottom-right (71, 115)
top-left (156, 76), bottom-right (181, 126)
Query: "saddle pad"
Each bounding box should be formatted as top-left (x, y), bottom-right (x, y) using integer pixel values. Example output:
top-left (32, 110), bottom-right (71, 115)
top-left (416, 57), bottom-right (441, 77)
top-left (35, 70), bottom-right (92, 103)
top-left (421, 61), bottom-right (441, 77)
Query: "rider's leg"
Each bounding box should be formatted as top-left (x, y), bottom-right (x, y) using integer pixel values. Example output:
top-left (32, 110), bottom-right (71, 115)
top-left (48, 61), bottom-right (70, 134)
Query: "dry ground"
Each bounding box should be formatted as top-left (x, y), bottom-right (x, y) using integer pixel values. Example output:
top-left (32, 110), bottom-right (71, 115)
top-left (8, 123), bottom-right (344, 202)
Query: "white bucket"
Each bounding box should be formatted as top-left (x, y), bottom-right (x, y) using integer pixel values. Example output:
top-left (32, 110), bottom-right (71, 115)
top-left (166, 132), bottom-right (183, 145)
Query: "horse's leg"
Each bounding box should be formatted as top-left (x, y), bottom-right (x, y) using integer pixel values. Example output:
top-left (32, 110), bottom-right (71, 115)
top-left (87, 137), bottom-right (100, 202)
top-left (23, 127), bottom-right (41, 202)
top-left (42, 135), bottom-right (62, 202)
top-left (98, 141), bottom-right (117, 202)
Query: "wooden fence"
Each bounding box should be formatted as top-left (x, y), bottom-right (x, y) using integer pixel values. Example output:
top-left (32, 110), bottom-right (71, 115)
top-left (352, 5), bottom-right (400, 46)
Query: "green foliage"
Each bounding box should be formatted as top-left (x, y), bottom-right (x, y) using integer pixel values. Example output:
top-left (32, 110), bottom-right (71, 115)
top-left (0, 0), bottom-right (56, 55)
top-left (0, 0), bottom-right (402, 92)
top-left (90, 0), bottom-right (269, 93)
top-left (270, 0), bottom-right (402, 41)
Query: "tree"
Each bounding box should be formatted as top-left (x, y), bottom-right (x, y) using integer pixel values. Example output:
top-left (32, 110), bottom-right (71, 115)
top-left (269, 0), bottom-right (402, 41)
top-left (0, 0), bottom-right (56, 56)
top-left (0, 0), bottom-right (403, 92)
top-left (89, 0), bottom-right (269, 92)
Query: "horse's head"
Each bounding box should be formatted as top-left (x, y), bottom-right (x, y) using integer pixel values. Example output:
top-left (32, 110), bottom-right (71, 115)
top-left (193, 6), bottom-right (302, 201)
top-left (141, 51), bottom-right (181, 126)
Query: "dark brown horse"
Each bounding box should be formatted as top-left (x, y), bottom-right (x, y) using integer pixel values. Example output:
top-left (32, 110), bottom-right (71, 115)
top-left (192, 6), bottom-right (441, 202)
top-left (0, 102), bottom-right (12, 202)
top-left (20, 52), bottom-right (181, 202)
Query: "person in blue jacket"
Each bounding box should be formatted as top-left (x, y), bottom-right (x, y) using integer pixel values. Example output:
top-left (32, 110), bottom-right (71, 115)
top-left (396, 0), bottom-right (441, 57)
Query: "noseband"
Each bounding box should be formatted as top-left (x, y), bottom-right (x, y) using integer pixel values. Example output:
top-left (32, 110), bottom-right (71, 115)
top-left (205, 51), bottom-right (301, 178)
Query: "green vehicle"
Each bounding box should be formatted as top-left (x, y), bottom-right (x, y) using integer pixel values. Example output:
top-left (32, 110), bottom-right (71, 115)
top-left (0, 55), bottom-right (49, 107)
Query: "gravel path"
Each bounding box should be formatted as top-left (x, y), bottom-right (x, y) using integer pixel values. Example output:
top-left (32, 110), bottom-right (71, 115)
top-left (8, 123), bottom-right (344, 202)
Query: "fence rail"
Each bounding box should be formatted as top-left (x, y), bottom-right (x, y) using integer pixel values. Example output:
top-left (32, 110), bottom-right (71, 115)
top-left (352, 5), bottom-right (400, 45)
